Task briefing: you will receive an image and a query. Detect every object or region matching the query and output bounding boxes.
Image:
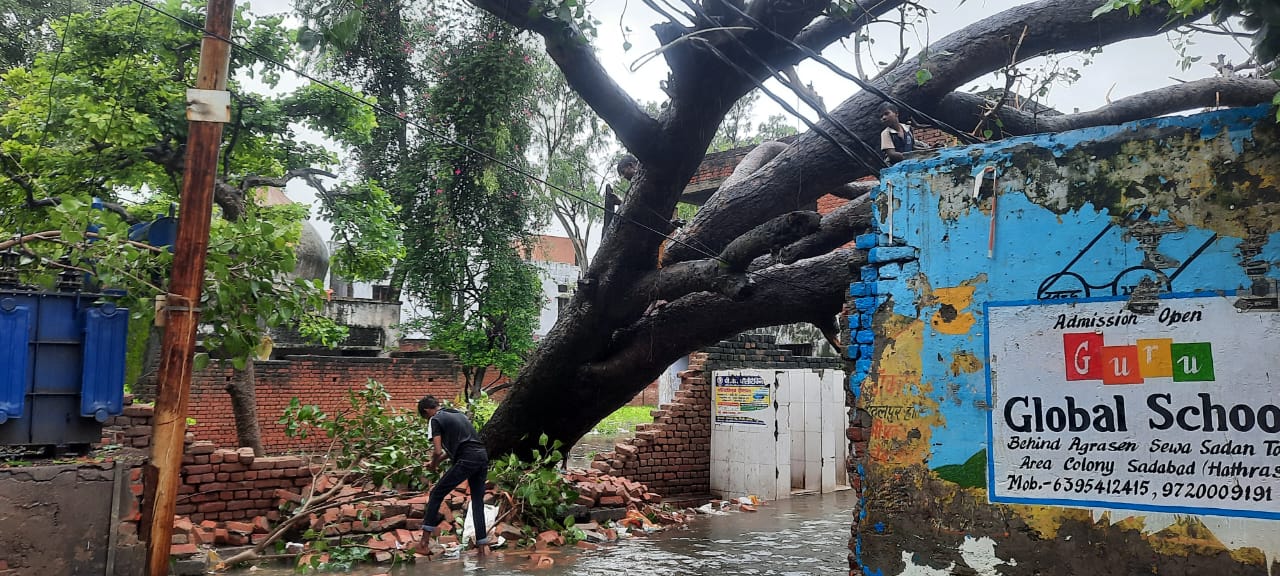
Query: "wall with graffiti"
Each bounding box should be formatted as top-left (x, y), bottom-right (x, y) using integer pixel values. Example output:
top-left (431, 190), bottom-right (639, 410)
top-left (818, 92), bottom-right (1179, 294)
top-left (848, 104), bottom-right (1280, 575)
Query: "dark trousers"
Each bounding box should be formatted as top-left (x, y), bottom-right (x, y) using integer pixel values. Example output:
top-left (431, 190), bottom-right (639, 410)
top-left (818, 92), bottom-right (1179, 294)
top-left (423, 446), bottom-right (490, 545)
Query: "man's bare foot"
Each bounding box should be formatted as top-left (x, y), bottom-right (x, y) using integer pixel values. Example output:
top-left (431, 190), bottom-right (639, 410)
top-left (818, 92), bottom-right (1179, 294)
top-left (414, 540), bottom-right (444, 557)
top-left (475, 543), bottom-right (492, 557)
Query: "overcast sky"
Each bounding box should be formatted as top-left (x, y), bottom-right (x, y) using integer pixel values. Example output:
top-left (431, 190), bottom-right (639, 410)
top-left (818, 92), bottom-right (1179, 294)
top-left (242, 0), bottom-right (1254, 251)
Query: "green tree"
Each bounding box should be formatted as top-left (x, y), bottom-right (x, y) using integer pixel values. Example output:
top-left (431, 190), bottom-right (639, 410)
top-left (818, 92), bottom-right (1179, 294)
top-left (396, 16), bottom-right (545, 399)
top-left (0, 0), bottom-right (91, 72)
top-left (528, 53), bottom-right (610, 270)
top-left (0, 0), bottom-right (386, 454)
top-left (709, 90), bottom-right (799, 153)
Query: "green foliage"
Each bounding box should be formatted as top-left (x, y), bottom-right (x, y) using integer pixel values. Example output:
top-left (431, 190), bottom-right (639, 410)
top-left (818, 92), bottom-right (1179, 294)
top-left (463, 391), bottom-right (500, 431)
top-left (316, 180), bottom-right (404, 282)
top-left (201, 202), bottom-right (347, 362)
top-left (425, 253), bottom-right (544, 394)
top-left (280, 379), bottom-right (436, 489)
top-left (299, 538), bottom-right (373, 572)
top-left (395, 18), bottom-right (545, 393)
top-left (0, 0), bottom-right (91, 72)
top-left (488, 433), bottom-right (578, 532)
top-left (0, 0), bottom-right (386, 374)
top-left (708, 90), bottom-right (799, 153)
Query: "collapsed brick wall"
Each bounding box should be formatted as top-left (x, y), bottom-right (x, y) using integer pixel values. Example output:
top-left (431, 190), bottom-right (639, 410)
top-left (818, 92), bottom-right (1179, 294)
top-left (103, 399), bottom-right (322, 524)
top-left (590, 352), bottom-right (712, 501)
top-left (590, 333), bottom-right (844, 500)
top-left (186, 354), bottom-right (461, 453)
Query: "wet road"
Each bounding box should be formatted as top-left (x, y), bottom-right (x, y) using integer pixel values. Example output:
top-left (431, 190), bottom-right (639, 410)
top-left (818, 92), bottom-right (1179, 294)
top-left (243, 489), bottom-right (855, 575)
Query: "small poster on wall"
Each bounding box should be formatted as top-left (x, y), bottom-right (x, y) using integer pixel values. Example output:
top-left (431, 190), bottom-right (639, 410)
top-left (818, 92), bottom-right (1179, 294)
top-left (714, 372), bottom-right (770, 426)
top-left (986, 294), bottom-right (1280, 519)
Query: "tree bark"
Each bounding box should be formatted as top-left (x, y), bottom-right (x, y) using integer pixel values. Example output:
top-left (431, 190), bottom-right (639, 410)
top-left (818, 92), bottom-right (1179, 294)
top-left (227, 358), bottom-right (264, 456)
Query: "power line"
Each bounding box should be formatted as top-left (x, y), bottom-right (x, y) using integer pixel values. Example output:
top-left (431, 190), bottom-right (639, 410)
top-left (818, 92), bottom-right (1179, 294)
top-left (28, 6), bottom-right (79, 182)
top-left (95, 4), bottom-right (148, 167)
top-left (123, 0), bottom-right (838, 299)
top-left (716, 0), bottom-right (983, 145)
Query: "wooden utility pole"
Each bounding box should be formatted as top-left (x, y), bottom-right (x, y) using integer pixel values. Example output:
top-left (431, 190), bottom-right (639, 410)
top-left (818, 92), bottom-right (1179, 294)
top-left (141, 0), bottom-right (234, 573)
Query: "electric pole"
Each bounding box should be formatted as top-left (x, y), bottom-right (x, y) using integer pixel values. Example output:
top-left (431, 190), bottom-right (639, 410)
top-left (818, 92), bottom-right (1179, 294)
top-left (141, 0), bottom-right (234, 573)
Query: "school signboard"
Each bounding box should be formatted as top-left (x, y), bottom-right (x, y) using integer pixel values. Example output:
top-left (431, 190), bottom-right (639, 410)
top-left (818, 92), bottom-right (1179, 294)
top-left (986, 295), bottom-right (1280, 519)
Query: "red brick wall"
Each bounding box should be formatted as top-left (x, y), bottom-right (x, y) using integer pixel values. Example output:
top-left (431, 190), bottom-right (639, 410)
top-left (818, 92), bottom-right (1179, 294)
top-left (627, 379), bottom-right (660, 407)
top-left (591, 352), bottom-right (711, 500)
top-left (187, 355), bottom-right (462, 453)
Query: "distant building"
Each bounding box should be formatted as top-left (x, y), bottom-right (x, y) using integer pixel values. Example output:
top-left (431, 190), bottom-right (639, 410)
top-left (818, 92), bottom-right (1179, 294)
top-left (522, 235), bottom-right (581, 339)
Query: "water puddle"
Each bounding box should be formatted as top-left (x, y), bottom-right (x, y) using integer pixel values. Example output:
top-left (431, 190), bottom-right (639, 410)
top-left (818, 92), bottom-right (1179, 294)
top-left (238, 490), bottom-right (854, 575)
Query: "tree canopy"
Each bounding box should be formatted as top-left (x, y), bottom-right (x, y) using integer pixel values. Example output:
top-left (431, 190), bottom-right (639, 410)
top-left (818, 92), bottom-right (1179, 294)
top-left (0, 0), bottom-right (394, 451)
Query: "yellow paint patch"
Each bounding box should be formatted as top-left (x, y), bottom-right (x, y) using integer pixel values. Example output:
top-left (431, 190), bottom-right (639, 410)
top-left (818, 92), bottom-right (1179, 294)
top-left (1114, 515), bottom-right (1146, 533)
top-left (1010, 504), bottom-right (1093, 540)
top-left (864, 314), bottom-right (944, 467)
top-left (1149, 517), bottom-right (1229, 557)
top-left (930, 285), bottom-right (977, 335)
top-left (948, 351), bottom-right (983, 376)
top-left (1229, 547), bottom-right (1267, 566)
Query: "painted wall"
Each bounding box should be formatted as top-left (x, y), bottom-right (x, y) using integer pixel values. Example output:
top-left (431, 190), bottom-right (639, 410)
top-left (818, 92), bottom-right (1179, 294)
top-left (847, 105), bottom-right (1280, 575)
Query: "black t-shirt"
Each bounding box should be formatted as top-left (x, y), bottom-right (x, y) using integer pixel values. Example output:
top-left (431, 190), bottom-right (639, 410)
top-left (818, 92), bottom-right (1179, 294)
top-left (430, 408), bottom-right (486, 459)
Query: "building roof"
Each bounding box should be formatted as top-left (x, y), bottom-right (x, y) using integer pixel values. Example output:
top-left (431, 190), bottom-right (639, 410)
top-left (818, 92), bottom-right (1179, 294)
top-left (524, 235), bottom-right (577, 265)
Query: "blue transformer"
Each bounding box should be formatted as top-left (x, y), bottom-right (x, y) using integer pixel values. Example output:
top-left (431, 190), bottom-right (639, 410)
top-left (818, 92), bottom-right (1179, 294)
top-left (0, 289), bottom-right (129, 448)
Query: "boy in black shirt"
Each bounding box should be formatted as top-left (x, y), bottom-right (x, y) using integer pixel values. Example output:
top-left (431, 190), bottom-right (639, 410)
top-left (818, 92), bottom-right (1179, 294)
top-left (414, 395), bottom-right (491, 556)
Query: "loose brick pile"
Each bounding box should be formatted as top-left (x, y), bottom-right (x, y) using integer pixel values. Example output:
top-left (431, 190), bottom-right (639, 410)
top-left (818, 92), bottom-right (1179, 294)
top-left (167, 470), bottom-right (672, 565)
top-left (565, 468), bottom-right (663, 507)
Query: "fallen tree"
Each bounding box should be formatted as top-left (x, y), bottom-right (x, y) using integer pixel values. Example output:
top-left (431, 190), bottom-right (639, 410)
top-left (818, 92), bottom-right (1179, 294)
top-left (463, 0), bottom-right (1280, 458)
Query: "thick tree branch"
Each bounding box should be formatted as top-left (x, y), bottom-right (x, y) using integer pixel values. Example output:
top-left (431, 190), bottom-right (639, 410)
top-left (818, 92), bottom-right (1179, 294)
top-left (463, 0), bottom-right (662, 162)
top-left (720, 210), bottom-right (821, 271)
top-left (580, 248), bottom-right (864, 384)
top-left (610, 258), bottom-right (748, 324)
top-left (936, 76), bottom-right (1280, 135)
top-left (665, 0), bottom-right (1189, 265)
top-left (756, 193), bottom-right (874, 269)
top-left (214, 181), bottom-right (246, 222)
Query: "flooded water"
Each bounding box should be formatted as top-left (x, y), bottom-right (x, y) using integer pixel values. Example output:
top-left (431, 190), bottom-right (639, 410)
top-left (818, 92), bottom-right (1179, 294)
top-left (242, 489), bottom-right (855, 575)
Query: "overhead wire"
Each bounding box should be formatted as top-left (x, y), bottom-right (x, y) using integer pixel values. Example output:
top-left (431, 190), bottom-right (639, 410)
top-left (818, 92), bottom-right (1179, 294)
top-left (27, 7), bottom-right (80, 186)
top-left (122, 0), bottom-right (839, 299)
top-left (715, 0), bottom-right (983, 144)
top-left (95, 4), bottom-right (149, 167)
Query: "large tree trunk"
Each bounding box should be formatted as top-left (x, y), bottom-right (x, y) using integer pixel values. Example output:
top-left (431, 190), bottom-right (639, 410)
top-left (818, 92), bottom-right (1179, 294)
top-left (467, 0), bottom-right (1279, 459)
top-left (228, 358), bottom-right (264, 456)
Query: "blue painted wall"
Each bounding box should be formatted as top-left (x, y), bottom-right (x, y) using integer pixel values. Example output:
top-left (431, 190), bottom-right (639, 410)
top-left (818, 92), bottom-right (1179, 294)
top-left (849, 104), bottom-right (1280, 575)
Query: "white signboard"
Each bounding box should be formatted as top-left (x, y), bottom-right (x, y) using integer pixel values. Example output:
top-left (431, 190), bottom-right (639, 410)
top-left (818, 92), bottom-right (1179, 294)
top-left (986, 295), bottom-right (1280, 519)
top-left (713, 372), bottom-right (770, 426)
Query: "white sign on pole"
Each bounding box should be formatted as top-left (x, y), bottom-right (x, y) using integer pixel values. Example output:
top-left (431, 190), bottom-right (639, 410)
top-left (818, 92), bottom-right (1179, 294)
top-left (986, 295), bottom-right (1280, 519)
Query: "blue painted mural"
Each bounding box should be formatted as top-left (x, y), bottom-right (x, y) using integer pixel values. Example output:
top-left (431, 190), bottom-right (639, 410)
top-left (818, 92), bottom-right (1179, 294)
top-left (849, 104), bottom-right (1280, 575)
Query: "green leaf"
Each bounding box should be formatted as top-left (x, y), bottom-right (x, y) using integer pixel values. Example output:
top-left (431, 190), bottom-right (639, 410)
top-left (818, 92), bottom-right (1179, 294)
top-left (193, 353), bottom-right (210, 371)
top-left (915, 68), bottom-right (933, 86)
